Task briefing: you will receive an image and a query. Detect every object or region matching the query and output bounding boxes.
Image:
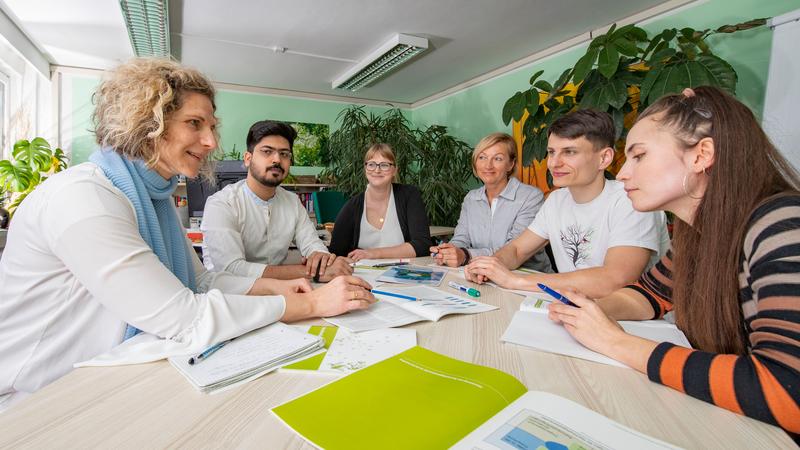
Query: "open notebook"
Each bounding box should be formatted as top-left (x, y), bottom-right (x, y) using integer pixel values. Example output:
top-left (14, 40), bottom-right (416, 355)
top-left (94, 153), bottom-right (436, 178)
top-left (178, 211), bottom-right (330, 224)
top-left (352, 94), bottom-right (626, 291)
top-left (272, 347), bottom-right (678, 449)
top-left (324, 285), bottom-right (497, 332)
top-left (169, 322), bottom-right (324, 393)
top-left (502, 303), bottom-right (691, 368)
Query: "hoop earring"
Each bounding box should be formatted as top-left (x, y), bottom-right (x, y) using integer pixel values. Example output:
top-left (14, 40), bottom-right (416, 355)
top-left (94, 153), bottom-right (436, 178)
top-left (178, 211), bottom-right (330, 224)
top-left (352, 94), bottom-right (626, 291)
top-left (682, 171), bottom-right (705, 200)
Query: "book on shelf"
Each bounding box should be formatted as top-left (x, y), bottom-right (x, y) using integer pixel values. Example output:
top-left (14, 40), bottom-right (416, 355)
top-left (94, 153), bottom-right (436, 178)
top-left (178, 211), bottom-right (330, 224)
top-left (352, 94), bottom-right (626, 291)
top-left (272, 346), bottom-right (678, 450)
top-left (168, 322), bottom-right (324, 393)
top-left (501, 302), bottom-right (691, 368)
top-left (323, 285), bottom-right (498, 332)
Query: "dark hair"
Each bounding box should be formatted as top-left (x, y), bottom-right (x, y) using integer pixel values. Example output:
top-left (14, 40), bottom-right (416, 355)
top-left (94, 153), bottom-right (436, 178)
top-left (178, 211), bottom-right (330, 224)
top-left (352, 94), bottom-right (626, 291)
top-left (638, 86), bottom-right (800, 354)
top-left (246, 120), bottom-right (297, 153)
top-left (547, 109), bottom-right (616, 150)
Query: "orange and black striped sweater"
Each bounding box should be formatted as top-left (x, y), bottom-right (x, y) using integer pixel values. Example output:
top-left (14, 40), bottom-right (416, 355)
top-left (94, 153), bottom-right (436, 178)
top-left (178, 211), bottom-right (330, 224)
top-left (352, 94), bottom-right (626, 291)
top-left (628, 194), bottom-right (800, 436)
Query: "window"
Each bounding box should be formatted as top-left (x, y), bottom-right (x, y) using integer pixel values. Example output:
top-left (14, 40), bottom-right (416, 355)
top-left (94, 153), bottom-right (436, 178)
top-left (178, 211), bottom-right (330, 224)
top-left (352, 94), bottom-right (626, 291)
top-left (0, 73), bottom-right (7, 157)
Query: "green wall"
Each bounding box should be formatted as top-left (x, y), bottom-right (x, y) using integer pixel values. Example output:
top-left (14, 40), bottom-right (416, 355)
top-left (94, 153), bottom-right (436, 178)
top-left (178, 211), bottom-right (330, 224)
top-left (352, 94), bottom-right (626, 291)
top-left (65, 0), bottom-right (796, 162)
top-left (67, 77), bottom-right (396, 166)
top-left (410, 0), bottom-right (799, 147)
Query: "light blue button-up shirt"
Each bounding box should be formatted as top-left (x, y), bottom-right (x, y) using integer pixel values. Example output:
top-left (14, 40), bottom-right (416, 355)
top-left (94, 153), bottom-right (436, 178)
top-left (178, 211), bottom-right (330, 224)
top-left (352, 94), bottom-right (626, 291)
top-left (449, 177), bottom-right (552, 272)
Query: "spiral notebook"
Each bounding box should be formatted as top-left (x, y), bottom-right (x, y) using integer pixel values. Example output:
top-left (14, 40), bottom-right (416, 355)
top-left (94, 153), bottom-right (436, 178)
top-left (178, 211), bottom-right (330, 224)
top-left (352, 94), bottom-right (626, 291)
top-left (169, 322), bottom-right (324, 393)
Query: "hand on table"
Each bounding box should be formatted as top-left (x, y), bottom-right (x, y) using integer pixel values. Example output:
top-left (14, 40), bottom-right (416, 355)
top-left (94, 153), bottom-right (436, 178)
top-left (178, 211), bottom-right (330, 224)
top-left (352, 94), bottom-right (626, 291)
top-left (429, 243), bottom-right (466, 267)
top-left (464, 256), bottom-right (518, 287)
top-left (309, 275), bottom-right (377, 317)
top-left (547, 288), bottom-right (626, 356)
top-left (269, 277), bottom-right (313, 295)
top-left (347, 248), bottom-right (375, 262)
top-left (303, 252), bottom-right (351, 280)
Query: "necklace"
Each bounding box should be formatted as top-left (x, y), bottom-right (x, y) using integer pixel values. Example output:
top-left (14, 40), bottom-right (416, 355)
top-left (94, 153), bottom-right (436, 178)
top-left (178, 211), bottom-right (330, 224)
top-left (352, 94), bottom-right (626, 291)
top-left (379, 217), bottom-right (384, 223)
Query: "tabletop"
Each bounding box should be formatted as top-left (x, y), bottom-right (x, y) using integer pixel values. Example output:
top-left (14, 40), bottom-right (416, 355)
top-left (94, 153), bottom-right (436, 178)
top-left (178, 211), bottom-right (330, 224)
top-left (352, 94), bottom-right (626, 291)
top-left (0, 258), bottom-right (793, 449)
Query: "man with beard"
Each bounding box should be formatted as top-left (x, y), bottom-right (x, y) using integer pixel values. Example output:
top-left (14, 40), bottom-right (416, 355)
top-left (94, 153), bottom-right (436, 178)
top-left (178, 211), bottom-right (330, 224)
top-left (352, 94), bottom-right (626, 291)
top-left (201, 120), bottom-right (352, 281)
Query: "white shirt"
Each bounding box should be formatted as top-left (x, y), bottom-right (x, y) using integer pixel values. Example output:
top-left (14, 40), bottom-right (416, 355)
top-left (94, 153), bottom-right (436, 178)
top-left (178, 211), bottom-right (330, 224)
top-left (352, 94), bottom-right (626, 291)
top-left (0, 163), bottom-right (286, 410)
top-left (528, 180), bottom-right (669, 272)
top-left (357, 188), bottom-right (405, 249)
top-left (201, 180), bottom-right (329, 277)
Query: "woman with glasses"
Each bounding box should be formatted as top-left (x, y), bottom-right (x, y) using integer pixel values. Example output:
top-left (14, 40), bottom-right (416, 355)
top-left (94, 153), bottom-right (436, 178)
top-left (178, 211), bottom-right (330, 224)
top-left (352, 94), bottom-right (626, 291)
top-left (329, 143), bottom-right (432, 261)
top-left (430, 133), bottom-right (552, 272)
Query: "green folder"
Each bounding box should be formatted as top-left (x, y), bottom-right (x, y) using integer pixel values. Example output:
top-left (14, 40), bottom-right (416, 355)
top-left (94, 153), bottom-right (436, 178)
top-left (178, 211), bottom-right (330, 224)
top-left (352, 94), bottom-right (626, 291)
top-left (281, 326), bottom-right (339, 371)
top-left (272, 346), bottom-right (527, 449)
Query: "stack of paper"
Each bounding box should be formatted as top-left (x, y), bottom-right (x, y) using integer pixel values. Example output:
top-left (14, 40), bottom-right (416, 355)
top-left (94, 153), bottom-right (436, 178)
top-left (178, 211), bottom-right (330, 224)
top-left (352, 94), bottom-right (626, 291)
top-left (502, 309), bottom-right (691, 368)
top-left (169, 323), bottom-right (324, 393)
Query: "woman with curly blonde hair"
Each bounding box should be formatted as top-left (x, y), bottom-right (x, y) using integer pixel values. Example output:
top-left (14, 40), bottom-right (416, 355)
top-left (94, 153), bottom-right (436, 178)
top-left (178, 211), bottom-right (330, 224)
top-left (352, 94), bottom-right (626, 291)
top-left (0, 58), bottom-right (374, 409)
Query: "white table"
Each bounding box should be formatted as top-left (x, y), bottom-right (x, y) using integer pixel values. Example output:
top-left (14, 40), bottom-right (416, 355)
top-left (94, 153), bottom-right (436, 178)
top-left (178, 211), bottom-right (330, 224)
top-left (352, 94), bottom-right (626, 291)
top-left (0, 258), bottom-right (793, 448)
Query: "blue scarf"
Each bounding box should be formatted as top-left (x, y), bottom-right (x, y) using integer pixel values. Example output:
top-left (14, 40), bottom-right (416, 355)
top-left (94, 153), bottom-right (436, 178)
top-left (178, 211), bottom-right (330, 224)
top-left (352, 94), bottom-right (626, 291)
top-left (90, 149), bottom-right (196, 340)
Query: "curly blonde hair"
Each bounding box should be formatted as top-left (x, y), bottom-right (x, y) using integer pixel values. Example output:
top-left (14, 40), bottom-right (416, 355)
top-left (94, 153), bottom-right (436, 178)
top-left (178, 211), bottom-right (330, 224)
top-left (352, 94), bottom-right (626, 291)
top-left (92, 57), bottom-right (218, 179)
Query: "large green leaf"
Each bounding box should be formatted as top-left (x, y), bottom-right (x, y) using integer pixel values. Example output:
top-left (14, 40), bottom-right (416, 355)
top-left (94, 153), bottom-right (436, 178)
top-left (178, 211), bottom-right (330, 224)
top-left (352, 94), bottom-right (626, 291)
top-left (611, 108), bottom-right (625, 140)
top-left (647, 47), bottom-right (676, 67)
top-left (533, 79), bottom-right (553, 93)
top-left (12, 138), bottom-right (53, 172)
top-left (502, 91), bottom-right (526, 125)
top-left (580, 71), bottom-right (628, 110)
top-left (552, 68), bottom-right (572, 93)
top-left (572, 47), bottom-right (599, 84)
top-left (598, 43), bottom-right (619, 79)
top-left (0, 160), bottom-right (34, 192)
top-left (529, 70), bottom-right (545, 86)
top-left (695, 54), bottom-right (737, 93)
top-left (639, 65), bottom-right (663, 106)
top-left (642, 54), bottom-right (737, 104)
top-left (614, 38), bottom-right (640, 57)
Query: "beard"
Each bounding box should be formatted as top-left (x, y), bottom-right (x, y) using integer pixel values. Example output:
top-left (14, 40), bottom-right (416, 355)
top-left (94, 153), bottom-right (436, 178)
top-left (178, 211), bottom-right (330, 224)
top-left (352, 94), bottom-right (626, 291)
top-left (251, 164), bottom-right (286, 187)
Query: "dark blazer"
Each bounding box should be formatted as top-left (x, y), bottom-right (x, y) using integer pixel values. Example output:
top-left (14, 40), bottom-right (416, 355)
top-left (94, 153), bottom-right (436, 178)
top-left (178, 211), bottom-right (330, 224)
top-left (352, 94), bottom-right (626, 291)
top-left (329, 183), bottom-right (433, 257)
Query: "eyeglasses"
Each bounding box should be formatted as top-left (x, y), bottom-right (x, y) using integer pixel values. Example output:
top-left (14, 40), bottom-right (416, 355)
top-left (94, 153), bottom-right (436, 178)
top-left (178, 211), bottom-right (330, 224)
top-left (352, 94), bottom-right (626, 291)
top-left (365, 161), bottom-right (395, 171)
top-left (258, 148), bottom-right (293, 160)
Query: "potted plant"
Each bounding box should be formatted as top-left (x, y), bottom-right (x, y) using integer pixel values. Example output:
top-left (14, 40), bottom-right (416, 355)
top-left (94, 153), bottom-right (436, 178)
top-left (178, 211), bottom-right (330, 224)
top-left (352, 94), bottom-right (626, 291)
top-left (501, 19), bottom-right (767, 192)
top-left (323, 106), bottom-right (474, 227)
top-left (0, 137), bottom-right (69, 219)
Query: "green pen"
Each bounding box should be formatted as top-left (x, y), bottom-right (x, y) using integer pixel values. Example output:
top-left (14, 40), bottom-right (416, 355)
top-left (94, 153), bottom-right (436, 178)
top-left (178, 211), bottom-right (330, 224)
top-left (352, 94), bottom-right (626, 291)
top-left (448, 281), bottom-right (481, 298)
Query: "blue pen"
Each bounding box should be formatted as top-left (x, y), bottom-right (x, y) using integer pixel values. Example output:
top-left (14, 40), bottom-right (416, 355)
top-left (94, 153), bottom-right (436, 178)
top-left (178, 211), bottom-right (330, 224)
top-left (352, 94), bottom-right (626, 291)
top-left (371, 289), bottom-right (417, 301)
top-left (537, 283), bottom-right (578, 307)
top-left (188, 338), bottom-right (234, 365)
top-left (448, 281), bottom-right (481, 298)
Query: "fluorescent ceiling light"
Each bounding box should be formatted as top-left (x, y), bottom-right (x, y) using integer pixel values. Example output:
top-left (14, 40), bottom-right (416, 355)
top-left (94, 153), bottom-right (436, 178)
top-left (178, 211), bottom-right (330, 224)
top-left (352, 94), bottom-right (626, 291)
top-left (333, 33), bottom-right (428, 92)
top-left (119, 0), bottom-right (170, 57)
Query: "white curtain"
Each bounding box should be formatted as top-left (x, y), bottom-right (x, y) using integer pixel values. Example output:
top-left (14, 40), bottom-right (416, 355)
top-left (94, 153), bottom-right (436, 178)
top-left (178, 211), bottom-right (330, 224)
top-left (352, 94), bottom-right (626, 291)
top-left (763, 9), bottom-right (800, 171)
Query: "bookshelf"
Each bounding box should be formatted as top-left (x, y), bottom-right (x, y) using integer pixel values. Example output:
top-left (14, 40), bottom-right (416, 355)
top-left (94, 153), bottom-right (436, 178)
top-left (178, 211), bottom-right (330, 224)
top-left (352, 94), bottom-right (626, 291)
top-left (174, 181), bottom-right (336, 228)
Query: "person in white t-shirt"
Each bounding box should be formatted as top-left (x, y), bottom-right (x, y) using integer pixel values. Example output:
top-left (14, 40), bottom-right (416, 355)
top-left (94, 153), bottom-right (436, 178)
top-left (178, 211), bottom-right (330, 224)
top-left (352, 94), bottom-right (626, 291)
top-left (201, 121), bottom-right (352, 281)
top-left (465, 109), bottom-right (669, 298)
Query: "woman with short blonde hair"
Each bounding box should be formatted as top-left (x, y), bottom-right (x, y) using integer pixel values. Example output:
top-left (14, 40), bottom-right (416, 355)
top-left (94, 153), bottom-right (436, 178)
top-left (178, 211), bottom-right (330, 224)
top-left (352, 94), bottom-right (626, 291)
top-left (432, 133), bottom-right (551, 271)
top-left (0, 58), bottom-right (374, 408)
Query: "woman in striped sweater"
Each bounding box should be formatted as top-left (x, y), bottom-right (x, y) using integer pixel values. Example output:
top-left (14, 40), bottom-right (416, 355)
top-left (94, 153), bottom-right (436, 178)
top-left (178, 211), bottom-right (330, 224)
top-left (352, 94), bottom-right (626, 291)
top-left (547, 86), bottom-right (800, 437)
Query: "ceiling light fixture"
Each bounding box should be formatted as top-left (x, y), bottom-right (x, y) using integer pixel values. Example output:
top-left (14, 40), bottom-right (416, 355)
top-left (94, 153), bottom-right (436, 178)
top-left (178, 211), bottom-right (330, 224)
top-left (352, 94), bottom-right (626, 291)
top-left (332, 33), bottom-right (428, 92)
top-left (119, 0), bottom-right (170, 57)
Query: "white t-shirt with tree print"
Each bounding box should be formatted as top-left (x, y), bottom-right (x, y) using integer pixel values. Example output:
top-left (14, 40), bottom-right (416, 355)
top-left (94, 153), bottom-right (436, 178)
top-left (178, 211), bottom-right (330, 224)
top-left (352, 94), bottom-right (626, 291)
top-left (527, 180), bottom-right (669, 272)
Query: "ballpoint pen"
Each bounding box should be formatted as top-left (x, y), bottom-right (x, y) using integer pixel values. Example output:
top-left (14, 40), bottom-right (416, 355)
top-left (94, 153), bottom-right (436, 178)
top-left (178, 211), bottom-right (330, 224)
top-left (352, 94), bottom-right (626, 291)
top-left (372, 261), bottom-right (409, 268)
top-left (537, 283), bottom-right (578, 307)
top-left (448, 281), bottom-right (481, 298)
top-left (188, 338), bottom-right (235, 365)
top-left (370, 289), bottom-right (417, 301)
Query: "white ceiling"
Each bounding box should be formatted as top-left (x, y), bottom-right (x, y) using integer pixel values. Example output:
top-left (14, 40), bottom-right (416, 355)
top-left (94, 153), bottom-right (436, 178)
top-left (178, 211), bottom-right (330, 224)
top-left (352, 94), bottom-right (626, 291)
top-left (2, 0), bottom-right (680, 104)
